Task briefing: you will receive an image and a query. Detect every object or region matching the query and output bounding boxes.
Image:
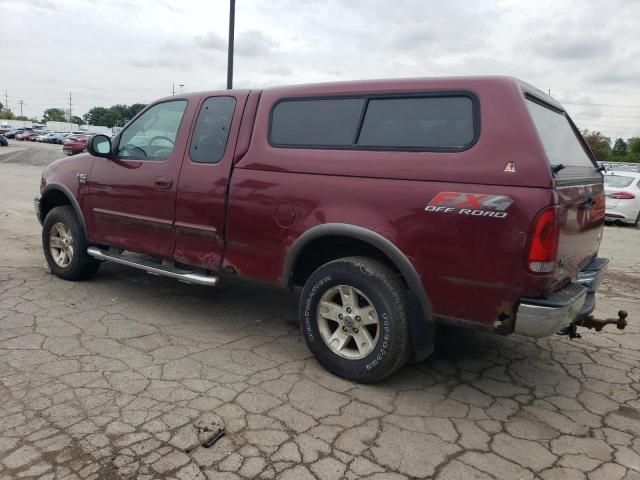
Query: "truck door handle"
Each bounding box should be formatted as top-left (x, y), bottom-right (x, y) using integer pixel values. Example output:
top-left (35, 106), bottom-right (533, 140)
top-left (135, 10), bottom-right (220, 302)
top-left (154, 176), bottom-right (173, 189)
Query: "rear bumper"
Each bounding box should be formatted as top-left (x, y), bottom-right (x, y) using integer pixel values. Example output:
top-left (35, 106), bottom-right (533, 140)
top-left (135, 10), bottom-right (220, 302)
top-left (605, 205), bottom-right (639, 224)
top-left (515, 257), bottom-right (608, 338)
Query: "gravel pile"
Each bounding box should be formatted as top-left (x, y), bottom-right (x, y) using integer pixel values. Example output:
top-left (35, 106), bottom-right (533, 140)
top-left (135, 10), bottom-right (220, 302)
top-left (0, 143), bottom-right (65, 167)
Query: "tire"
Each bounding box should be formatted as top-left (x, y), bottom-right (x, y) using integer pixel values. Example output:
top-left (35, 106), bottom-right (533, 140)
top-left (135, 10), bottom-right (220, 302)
top-left (299, 256), bottom-right (410, 383)
top-left (42, 206), bottom-right (100, 281)
top-left (635, 212), bottom-right (640, 229)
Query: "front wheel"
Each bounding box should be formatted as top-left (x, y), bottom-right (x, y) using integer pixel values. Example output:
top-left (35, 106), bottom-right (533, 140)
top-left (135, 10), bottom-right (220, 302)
top-left (42, 206), bottom-right (100, 281)
top-left (299, 256), bottom-right (410, 383)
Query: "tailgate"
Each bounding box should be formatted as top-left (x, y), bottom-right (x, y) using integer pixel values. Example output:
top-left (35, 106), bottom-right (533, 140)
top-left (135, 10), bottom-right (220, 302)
top-left (525, 97), bottom-right (604, 288)
top-left (555, 182), bottom-right (604, 285)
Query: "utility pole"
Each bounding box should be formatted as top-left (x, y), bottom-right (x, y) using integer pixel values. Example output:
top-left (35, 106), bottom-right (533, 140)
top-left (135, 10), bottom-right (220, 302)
top-left (68, 91), bottom-right (73, 123)
top-left (3, 90), bottom-right (7, 110)
top-left (172, 83), bottom-right (175, 96)
top-left (179, 84), bottom-right (184, 94)
top-left (18, 100), bottom-right (24, 125)
top-left (227, 0), bottom-right (235, 89)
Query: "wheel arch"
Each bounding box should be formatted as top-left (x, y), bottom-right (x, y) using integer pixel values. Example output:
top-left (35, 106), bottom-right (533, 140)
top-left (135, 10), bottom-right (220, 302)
top-left (40, 183), bottom-right (88, 237)
top-left (282, 223), bottom-right (434, 362)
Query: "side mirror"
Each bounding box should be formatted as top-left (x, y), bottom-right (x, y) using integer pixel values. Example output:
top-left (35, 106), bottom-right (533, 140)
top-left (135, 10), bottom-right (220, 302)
top-left (87, 134), bottom-right (112, 157)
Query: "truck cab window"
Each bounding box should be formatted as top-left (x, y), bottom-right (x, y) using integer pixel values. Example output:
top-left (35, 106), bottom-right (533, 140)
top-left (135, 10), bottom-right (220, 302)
top-left (190, 96), bottom-right (236, 164)
top-left (117, 100), bottom-right (187, 160)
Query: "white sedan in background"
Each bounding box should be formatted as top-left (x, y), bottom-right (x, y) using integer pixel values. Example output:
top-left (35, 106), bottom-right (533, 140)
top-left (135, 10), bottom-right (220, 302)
top-left (604, 171), bottom-right (640, 228)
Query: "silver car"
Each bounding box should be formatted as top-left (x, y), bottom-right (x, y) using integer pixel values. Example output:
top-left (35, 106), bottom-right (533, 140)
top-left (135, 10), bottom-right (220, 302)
top-left (604, 170), bottom-right (640, 228)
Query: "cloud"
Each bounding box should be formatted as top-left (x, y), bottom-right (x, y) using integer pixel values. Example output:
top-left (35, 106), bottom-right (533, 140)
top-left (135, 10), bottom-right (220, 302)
top-left (263, 65), bottom-right (293, 76)
top-left (535, 34), bottom-right (613, 60)
top-left (1, 0), bottom-right (638, 141)
top-left (195, 31), bottom-right (227, 51)
top-left (2, 0), bottom-right (57, 10)
top-left (235, 30), bottom-right (280, 57)
top-left (127, 57), bottom-right (194, 71)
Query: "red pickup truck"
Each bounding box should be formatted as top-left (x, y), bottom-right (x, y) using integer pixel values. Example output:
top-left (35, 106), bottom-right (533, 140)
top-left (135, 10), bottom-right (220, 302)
top-left (35, 76), bottom-right (624, 382)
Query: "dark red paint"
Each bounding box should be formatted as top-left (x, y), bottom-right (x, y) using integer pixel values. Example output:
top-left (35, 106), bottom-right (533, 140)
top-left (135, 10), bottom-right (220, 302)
top-left (40, 76), bottom-right (604, 328)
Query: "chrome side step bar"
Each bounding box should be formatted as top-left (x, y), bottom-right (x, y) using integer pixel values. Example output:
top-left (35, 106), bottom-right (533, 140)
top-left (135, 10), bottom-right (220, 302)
top-left (87, 247), bottom-right (218, 286)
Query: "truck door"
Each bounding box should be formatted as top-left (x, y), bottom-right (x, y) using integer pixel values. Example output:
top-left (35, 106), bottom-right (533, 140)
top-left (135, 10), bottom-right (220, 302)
top-left (87, 99), bottom-right (193, 259)
top-left (172, 92), bottom-right (249, 270)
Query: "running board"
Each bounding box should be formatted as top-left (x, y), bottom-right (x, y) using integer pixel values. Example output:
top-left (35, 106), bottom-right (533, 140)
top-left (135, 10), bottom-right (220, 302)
top-left (87, 247), bottom-right (218, 286)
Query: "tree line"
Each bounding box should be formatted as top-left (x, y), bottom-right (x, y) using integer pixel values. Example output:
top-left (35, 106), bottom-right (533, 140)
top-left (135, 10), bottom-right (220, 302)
top-left (582, 130), bottom-right (640, 163)
top-left (0, 102), bottom-right (146, 128)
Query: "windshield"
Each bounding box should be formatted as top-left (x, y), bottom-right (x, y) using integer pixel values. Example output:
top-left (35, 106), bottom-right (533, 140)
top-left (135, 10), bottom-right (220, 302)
top-left (118, 100), bottom-right (187, 159)
top-left (604, 175), bottom-right (635, 188)
top-left (526, 99), bottom-right (596, 174)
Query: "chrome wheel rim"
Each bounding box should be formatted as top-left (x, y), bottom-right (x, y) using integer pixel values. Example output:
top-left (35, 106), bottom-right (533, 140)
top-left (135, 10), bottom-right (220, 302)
top-left (49, 222), bottom-right (74, 268)
top-left (317, 285), bottom-right (380, 360)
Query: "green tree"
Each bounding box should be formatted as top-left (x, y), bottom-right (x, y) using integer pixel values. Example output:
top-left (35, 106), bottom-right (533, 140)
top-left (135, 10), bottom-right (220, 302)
top-left (612, 138), bottom-right (628, 156)
top-left (0, 102), bottom-right (14, 120)
top-left (127, 103), bottom-right (146, 119)
top-left (83, 103), bottom-right (148, 127)
top-left (628, 137), bottom-right (640, 155)
top-left (83, 106), bottom-right (109, 126)
top-left (70, 115), bottom-right (84, 125)
top-left (582, 129), bottom-right (612, 160)
top-left (108, 104), bottom-right (130, 127)
top-left (43, 108), bottom-right (67, 122)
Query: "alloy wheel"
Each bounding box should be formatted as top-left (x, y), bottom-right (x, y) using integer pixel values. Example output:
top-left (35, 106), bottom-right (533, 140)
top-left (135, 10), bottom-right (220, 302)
top-left (317, 285), bottom-right (380, 360)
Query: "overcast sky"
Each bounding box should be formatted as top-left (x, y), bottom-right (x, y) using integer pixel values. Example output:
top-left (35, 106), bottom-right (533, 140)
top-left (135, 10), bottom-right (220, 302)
top-left (1, 0), bottom-right (638, 140)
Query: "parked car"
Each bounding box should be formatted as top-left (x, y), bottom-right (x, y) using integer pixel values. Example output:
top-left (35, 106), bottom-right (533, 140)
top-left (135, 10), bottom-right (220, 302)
top-left (604, 171), bottom-right (640, 228)
top-left (43, 132), bottom-right (59, 143)
top-left (62, 135), bottom-right (89, 155)
top-left (34, 77), bottom-right (619, 382)
top-left (35, 132), bottom-right (50, 142)
top-left (4, 128), bottom-right (25, 139)
top-left (47, 132), bottom-right (68, 144)
top-left (59, 133), bottom-right (76, 144)
top-left (16, 131), bottom-right (38, 141)
top-left (0, 135), bottom-right (8, 147)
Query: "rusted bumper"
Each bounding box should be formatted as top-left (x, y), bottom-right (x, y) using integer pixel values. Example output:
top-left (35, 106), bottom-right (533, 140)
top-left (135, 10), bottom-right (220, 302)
top-left (514, 257), bottom-right (611, 338)
top-left (515, 282), bottom-right (587, 338)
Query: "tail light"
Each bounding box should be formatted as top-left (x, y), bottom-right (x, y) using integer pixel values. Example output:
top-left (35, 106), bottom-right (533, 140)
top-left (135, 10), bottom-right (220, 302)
top-left (527, 206), bottom-right (559, 274)
top-left (608, 191), bottom-right (636, 200)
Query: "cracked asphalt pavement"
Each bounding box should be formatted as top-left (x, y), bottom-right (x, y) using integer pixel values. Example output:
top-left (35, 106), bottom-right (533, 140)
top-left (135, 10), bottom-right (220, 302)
top-left (1, 161), bottom-right (640, 480)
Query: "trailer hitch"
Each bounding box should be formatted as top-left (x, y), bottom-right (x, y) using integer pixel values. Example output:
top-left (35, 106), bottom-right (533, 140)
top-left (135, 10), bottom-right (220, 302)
top-left (557, 310), bottom-right (628, 340)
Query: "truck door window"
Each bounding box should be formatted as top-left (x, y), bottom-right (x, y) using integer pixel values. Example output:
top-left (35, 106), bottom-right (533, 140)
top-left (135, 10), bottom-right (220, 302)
top-left (190, 96), bottom-right (236, 164)
top-left (270, 98), bottom-right (364, 147)
top-left (526, 99), bottom-right (596, 173)
top-left (357, 96), bottom-right (475, 149)
top-left (117, 100), bottom-right (187, 160)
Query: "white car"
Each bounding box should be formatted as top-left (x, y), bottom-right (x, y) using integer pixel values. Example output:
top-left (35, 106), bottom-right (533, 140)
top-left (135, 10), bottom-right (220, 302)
top-left (604, 171), bottom-right (640, 228)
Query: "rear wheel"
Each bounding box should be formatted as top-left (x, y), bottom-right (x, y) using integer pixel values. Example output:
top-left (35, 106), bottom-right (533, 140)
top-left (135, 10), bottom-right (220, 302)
top-left (634, 212), bottom-right (640, 229)
top-left (42, 206), bottom-right (100, 280)
top-left (299, 256), bottom-right (410, 383)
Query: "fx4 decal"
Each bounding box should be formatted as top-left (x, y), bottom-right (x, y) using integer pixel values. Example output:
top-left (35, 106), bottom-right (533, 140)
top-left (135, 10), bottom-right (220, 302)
top-left (425, 192), bottom-right (514, 218)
